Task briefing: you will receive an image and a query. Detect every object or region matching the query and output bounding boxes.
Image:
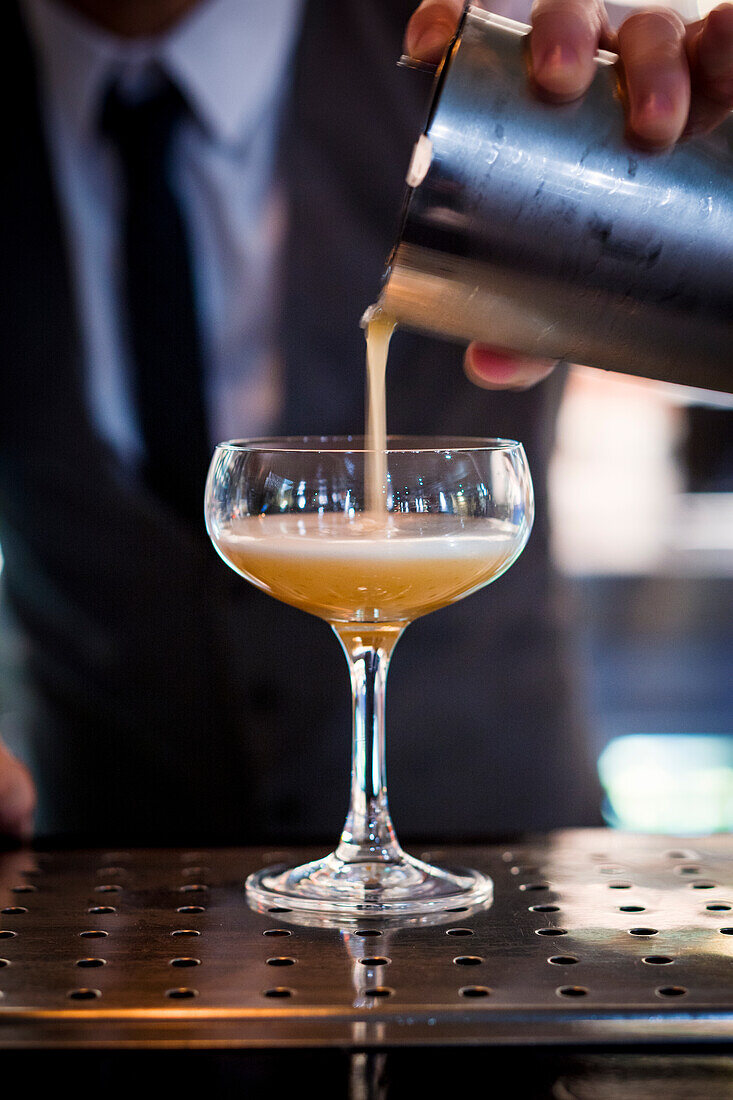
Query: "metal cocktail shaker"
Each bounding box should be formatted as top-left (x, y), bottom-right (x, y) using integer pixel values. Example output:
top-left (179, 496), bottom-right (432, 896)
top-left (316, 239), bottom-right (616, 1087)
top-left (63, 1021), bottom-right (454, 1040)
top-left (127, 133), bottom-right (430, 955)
top-left (378, 9), bottom-right (733, 395)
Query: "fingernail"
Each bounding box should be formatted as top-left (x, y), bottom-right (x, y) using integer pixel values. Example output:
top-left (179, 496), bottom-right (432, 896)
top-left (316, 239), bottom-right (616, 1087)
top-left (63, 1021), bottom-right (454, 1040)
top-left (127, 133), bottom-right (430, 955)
top-left (535, 43), bottom-right (580, 84)
top-left (410, 26), bottom-right (451, 61)
top-left (630, 92), bottom-right (678, 145)
top-left (468, 348), bottom-right (520, 381)
top-left (635, 92), bottom-right (675, 122)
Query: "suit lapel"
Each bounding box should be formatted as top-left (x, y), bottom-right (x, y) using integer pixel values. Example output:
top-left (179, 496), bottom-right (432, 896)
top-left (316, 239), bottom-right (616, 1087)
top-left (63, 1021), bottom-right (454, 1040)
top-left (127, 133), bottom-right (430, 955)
top-left (0, 1), bottom-right (92, 455)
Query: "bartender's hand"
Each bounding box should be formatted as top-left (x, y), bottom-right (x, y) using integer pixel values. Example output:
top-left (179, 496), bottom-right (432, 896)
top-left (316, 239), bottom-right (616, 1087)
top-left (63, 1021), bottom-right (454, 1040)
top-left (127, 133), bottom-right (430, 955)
top-left (405, 0), bottom-right (733, 390)
top-left (0, 736), bottom-right (36, 841)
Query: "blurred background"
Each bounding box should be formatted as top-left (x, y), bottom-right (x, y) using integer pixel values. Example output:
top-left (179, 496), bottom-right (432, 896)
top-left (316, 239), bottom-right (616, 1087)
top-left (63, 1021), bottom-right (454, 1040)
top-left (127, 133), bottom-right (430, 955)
top-left (0, 0), bottom-right (730, 839)
top-left (549, 365), bottom-right (733, 834)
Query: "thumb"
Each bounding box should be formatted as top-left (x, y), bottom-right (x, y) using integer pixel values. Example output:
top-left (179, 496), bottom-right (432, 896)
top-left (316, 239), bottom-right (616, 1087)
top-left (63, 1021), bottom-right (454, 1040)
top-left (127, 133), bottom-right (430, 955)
top-left (404, 0), bottom-right (464, 63)
top-left (0, 737), bottom-right (36, 841)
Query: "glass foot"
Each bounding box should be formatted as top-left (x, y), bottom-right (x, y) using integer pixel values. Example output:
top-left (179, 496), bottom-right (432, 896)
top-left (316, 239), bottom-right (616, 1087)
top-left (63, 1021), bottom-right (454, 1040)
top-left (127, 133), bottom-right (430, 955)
top-left (246, 850), bottom-right (492, 917)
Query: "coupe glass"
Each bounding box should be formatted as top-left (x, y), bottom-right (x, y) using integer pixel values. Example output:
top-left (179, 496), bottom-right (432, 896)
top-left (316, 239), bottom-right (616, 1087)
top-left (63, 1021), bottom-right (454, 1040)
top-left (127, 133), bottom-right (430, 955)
top-left (205, 436), bottom-right (533, 916)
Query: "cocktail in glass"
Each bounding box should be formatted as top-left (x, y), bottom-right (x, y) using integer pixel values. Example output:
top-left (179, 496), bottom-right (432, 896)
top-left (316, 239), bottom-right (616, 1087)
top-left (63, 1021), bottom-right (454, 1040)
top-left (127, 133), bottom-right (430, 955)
top-left (205, 437), bottom-right (533, 916)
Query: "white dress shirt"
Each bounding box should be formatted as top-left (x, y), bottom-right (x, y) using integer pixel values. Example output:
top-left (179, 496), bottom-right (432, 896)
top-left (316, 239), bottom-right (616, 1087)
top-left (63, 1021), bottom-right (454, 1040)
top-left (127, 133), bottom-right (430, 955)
top-left (21, 0), bottom-right (303, 464)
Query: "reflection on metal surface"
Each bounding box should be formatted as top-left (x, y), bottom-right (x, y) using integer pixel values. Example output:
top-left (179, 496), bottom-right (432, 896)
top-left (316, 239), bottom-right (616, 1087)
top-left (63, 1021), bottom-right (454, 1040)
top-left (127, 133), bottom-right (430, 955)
top-left (397, 54), bottom-right (437, 74)
top-left (2, 831), bottom-right (733, 1046)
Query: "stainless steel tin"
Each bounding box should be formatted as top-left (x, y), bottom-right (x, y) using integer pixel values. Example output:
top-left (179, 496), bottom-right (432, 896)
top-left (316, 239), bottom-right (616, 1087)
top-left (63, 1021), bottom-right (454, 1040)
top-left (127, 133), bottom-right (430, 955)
top-left (380, 9), bottom-right (733, 395)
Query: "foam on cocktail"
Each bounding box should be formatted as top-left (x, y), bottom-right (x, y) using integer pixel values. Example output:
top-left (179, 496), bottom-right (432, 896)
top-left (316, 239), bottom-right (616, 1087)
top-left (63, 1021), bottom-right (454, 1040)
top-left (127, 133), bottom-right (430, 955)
top-left (213, 512), bottom-right (521, 624)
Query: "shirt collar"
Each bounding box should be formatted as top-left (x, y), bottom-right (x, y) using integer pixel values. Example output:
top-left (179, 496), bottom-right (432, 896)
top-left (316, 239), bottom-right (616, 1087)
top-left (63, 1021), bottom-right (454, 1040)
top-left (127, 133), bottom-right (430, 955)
top-left (21, 0), bottom-right (304, 148)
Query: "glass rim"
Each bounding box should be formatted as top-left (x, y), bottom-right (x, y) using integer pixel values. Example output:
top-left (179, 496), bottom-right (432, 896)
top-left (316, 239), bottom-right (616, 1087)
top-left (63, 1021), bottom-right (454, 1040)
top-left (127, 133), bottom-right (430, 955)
top-left (213, 435), bottom-right (524, 455)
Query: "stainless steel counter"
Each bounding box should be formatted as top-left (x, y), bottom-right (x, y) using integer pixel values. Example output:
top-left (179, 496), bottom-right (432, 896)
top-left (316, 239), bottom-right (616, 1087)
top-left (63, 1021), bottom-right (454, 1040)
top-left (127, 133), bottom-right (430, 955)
top-left (2, 829), bottom-right (733, 1050)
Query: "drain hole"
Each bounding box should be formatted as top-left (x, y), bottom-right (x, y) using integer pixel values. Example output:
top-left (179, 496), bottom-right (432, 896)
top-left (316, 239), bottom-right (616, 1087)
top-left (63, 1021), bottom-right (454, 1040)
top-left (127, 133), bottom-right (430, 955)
top-left (719, 928), bottom-right (733, 935)
top-left (267, 957), bottom-right (296, 967)
top-left (0, 959), bottom-right (9, 967)
top-left (628, 928), bottom-right (658, 936)
top-left (548, 956), bottom-right (578, 965)
top-left (365, 987), bottom-right (393, 998)
top-left (88, 906), bottom-right (116, 914)
top-left (0, 931), bottom-right (17, 939)
top-left (68, 988), bottom-right (101, 1000)
top-left (1, 907), bottom-right (27, 915)
top-left (177, 905), bottom-right (206, 914)
top-left (94, 884), bottom-right (122, 893)
top-left (557, 986), bottom-right (588, 997)
top-left (691, 882), bottom-right (716, 890)
top-left (446, 906), bottom-right (469, 913)
top-left (459, 986), bottom-right (490, 998)
top-left (643, 956), bottom-right (674, 965)
top-left (519, 883), bottom-right (550, 892)
top-left (179, 884), bottom-right (208, 893)
top-left (170, 957), bottom-right (201, 968)
top-left (656, 985), bottom-right (687, 997)
top-left (446, 928), bottom-right (474, 937)
top-left (76, 958), bottom-right (106, 968)
top-left (263, 987), bottom-right (293, 998)
top-left (171, 930), bottom-right (200, 937)
top-left (359, 957), bottom-right (391, 966)
top-left (354, 929), bottom-right (382, 937)
top-left (263, 929), bottom-right (292, 938)
top-left (79, 930), bottom-right (108, 938)
top-left (607, 882), bottom-right (632, 889)
top-left (535, 928), bottom-right (568, 936)
top-left (706, 904), bottom-right (731, 912)
top-left (166, 987), bottom-right (198, 999)
top-left (454, 956), bottom-right (484, 966)
top-left (619, 905), bottom-right (645, 913)
top-left (267, 907), bottom-right (292, 914)
top-left (11, 884), bottom-right (37, 894)
top-left (530, 904), bottom-right (559, 913)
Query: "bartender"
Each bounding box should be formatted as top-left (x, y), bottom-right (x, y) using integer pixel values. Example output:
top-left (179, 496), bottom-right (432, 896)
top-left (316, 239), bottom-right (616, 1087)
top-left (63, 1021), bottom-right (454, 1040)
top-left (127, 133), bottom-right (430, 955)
top-left (0, 0), bottom-right (731, 843)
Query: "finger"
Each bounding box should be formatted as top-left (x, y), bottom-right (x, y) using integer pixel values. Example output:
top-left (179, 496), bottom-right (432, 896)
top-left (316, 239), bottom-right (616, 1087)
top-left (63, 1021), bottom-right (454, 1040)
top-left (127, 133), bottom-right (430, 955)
top-left (685, 4), bottom-right (733, 136)
top-left (0, 740), bottom-right (36, 841)
top-left (617, 10), bottom-right (690, 149)
top-left (404, 0), bottom-right (464, 63)
top-left (529, 0), bottom-right (611, 102)
top-left (465, 345), bottom-right (558, 390)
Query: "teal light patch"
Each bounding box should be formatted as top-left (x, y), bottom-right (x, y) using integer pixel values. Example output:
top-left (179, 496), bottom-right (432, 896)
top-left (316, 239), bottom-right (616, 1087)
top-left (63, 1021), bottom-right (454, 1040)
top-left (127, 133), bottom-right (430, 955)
top-left (599, 734), bottom-right (733, 834)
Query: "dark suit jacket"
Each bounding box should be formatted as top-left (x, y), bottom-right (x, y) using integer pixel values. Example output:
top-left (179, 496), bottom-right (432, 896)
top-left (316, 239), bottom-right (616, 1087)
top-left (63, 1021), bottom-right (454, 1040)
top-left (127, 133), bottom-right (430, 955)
top-left (0, 0), bottom-right (601, 844)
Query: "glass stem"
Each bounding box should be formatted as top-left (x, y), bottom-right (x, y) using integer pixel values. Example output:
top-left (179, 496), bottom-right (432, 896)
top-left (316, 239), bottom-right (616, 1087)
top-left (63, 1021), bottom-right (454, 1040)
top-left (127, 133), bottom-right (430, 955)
top-left (332, 624), bottom-right (406, 865)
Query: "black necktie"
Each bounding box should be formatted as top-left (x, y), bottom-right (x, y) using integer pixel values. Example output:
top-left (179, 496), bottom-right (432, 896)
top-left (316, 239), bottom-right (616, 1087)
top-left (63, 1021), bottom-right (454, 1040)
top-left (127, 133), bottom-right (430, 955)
top-left (100, 77), bottom-right (210, 526)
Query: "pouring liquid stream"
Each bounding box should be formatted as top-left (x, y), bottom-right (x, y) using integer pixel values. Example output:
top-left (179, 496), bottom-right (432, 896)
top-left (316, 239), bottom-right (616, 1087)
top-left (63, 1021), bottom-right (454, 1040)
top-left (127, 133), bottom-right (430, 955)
top-left (364, 310), bottom-right (396, 515)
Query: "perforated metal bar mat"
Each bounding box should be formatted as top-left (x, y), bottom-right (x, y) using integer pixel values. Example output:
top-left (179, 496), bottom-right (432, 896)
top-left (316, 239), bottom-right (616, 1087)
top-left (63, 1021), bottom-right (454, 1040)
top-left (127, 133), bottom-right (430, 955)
top-left (2, 829), bottom-right (733, 1048)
